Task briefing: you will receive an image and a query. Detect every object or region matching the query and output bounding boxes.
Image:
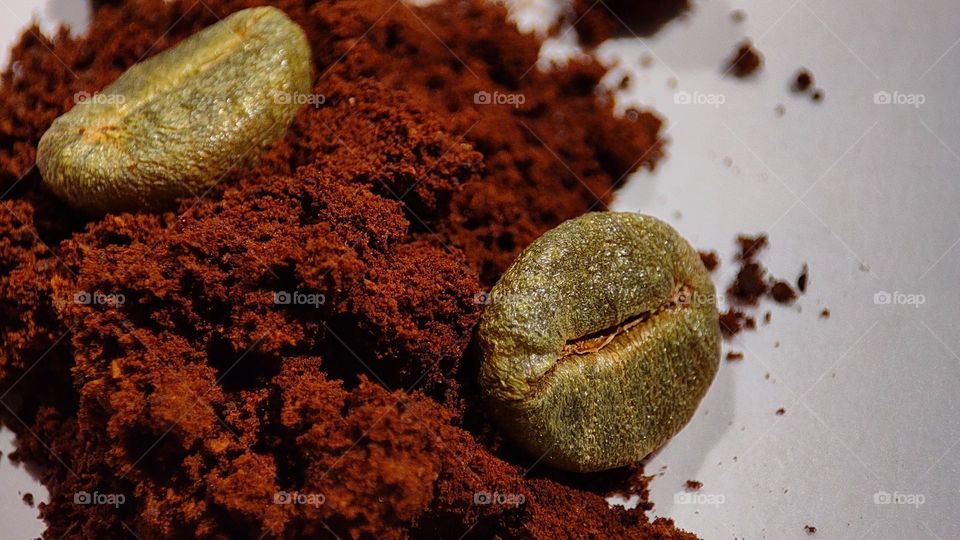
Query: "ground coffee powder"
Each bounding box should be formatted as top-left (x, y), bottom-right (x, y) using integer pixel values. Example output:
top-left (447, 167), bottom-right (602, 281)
top-left (0, 0), bottom-right (697, 538)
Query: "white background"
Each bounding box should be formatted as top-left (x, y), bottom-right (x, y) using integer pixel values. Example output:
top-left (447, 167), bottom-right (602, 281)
top-left (1, 1), bottom-right (959, 538)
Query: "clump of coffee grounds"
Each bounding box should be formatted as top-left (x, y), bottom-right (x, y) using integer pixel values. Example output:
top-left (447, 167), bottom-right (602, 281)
top-left (698, 250), bottom-right (719, 272)
top-left (725, 351), bottom-right (744, 362)
top-left (571, 0), bottom-right (690, 48)
top-left (684, 480), bottom-right (702, 490)
top-left (721, 234), bottom-right (803, 338)
top-left (22, 492), bottom-right (34, 506)
top-left (726, 40), bottom-right (763, 78)
top-left (0, 1), bottom-right (698, 539)
top-left (719, 309), bottom-right (756, 338)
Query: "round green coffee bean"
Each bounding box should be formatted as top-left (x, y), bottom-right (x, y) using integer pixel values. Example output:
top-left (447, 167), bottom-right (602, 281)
top-left (37, 6), bottom-right (312, 214)
top-left (477, 212), bottom-right (720, 472)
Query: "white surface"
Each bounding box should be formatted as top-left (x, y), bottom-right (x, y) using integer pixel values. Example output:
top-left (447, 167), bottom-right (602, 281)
top-left (1, 1), bottom-right (959, 539)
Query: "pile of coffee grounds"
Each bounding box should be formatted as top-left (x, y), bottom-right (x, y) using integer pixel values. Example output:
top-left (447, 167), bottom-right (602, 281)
top-left (683, 480), bottom-right (702, 491)
top-left (0, 0), bottom-right (699, 538)
top-left (726, 40), bottom-right (763, 78)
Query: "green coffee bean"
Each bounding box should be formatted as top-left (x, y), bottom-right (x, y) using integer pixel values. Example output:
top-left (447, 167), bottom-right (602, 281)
top-left (37, 7), bottom-right (312, 214)
top-left (477, 212), bottom-right (720, 472)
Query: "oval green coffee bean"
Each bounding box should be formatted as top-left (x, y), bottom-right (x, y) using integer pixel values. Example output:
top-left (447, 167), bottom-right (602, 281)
top-left (477, 212), bottom-right (720, 472)
top-left (36, 7), bottom-right (312, 214)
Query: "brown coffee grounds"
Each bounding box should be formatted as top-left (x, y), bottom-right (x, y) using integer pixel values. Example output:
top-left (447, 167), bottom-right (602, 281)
top-left (812, 89), bottom-right (824, 102)
top-left (698, 250), bottom-right (719, 272)
top-left (727, 234), bottom-right (801, 308)
top-left (725, 351), bottom-right (744, 362)
top-left (770, 280), bottom-right (798, 304)
top-left (775, 104), bottom-right (786, 117)
top-left (793, 70), bottom-right (813, 92)
top-left (731, 10), bottom-right (746, 24)
top-left (764, 311), bottom-right (772, 324)
top-left (729, 261), bottom-right (769, 304)
top-left (684, 480), bottom-right (702, 490)
top-left (23, 492), bottom-right (34, 506)
top-left (0, 1), bottom-right (701, 539)
top-left (719, 309), bottom-right (755, 338)
top-left (571, 0), bottom-right (690, 48)
top-left (726, 40), bottom-right (763, 78)
top-left (798, 263), bottom-right (809, 293)
top-left (737, 234), bottom-right (769, 260)
top-left (775, 408), bottom-right (786, 416)
top-left (805, 524), bottom-right (817, 534)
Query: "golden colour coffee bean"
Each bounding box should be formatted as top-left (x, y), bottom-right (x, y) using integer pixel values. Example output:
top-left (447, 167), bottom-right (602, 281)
top-left (37, 7), bottom-right (312, 214)
top-left (478, 212), bottom-right (720, 472)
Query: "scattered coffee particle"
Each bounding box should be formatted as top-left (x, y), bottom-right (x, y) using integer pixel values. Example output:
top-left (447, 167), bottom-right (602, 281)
top-left (620, 74), bottom-right (631, 90)
top-left (726, 40), bottom-right (763, 78)
top-left (667, 77), bottom-right (678, 89)
top-left (805, 524), bottom-right (817, 534)
top-left (699, 250), bottom-right (719, 272)
top-left (775, 104), bottom-right (786, 117)
top-left (812, 89), bottom-right (824, 101)
top-left (737, 234), bottom-right (769, 259)
top-left (726, 351), bottom-right (744, 362)
top-left (793, 69), bottom-right (813, 92)
top-left (764, 311), bottom-right (772, 324)
top-left (775, 408), bottom-right (786, 416)
top-left (769, 280), bottom-right (798, 304)
top-left (685, 480), bottom-right (703, 490)
top-left (22, 492), bottom-right (34, 506)
top-left (640, 54), bottom-right (654, 68)
top-left (731, 10), bottom-right (746, 23)
top-left (722, 156), bottom-right (734, 168)
top-left (719, 309), bottom-right (756, 338)
top-left (797, 263), bottom-right (809, 292)
top-left (729, 262), bottom-right (769, 304)
top-left (820, 308), bottom-right (831, 319)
